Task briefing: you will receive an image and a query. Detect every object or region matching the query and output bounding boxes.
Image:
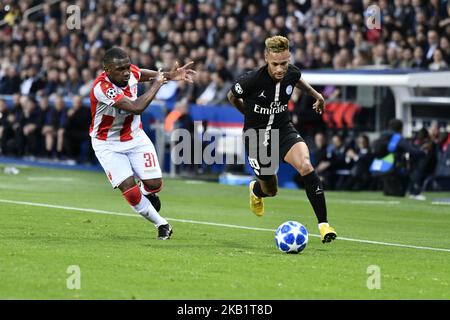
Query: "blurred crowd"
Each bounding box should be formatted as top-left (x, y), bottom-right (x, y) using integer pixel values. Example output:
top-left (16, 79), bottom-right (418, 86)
top-left (0, 0), bottom-right (449, 190)
top-left (302, 120), bottom-right (450, 194)
top-left (1, 0), bottom-right (450, 100)
top-left (0, 94), bottom-right (93, 163)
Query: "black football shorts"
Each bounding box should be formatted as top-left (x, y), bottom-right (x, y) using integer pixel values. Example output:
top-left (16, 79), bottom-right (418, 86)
top-left (243, 123), bottom-right (304, 180)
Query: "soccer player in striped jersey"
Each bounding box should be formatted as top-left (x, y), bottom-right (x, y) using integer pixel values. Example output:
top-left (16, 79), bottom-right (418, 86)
top-left (227, 36), bottom-right (337, 243)
top-left (90, 47), bottom-right (195, 240)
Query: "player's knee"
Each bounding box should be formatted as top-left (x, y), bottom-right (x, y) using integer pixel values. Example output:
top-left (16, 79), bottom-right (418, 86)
top-left (142, 178), bottom-right (163, 193)
top-left (299, 160), bottom-right (314, 175)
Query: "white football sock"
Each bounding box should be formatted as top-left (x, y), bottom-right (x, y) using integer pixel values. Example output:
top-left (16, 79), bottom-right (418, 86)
top-left (318, 222), bottom-right (329, 229)
top-left (132, 195), bottom-right (167, 227)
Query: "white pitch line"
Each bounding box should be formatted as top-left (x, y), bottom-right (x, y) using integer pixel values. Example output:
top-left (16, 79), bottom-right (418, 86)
top-left (27, 177), bottom-right (74, 182)
top-left (1, 198), bottom-right (449, 253)
top-left (432, 202), bottom-right (450, 206)
top-left (184, 180), bottom-right (206, 185)
top-left (0, 199), bottom-right (136, 218)
top-left (336, 236), bottom-right (450, 253)
top-left (345, 200), bottom-right (400, 205)
top-left (284, 197), bottom-right (400, 205)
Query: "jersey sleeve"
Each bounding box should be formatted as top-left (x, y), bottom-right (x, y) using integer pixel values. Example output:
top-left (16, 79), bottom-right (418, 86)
top-left (93, 81), bottom-right (124, 107)
top-left (291, 64), bottom-right (302, 83)
top-left (130, 64), bottom-right (141, 82)
top-left (230, 72), bottom-right (253, 99)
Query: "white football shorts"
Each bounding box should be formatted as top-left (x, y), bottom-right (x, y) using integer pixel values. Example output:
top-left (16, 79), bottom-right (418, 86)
top-left (92, 131), bottom-right (162, 188)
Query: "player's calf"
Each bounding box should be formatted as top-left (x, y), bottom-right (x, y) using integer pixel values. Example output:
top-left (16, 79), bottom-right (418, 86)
top-left (121, 183), bottom-right (170, 239)
top-left (145, 193), bottom-right (161, 212)
top-left (137, 179), bottom-right (161, 212)
top-left (301, 171), bottom-right (337, 243)
top-left (302, 171), bottom-right (327, 222)
top-left (255, 176), bottom-right (278, 197)
top-left (122, 184), bottom-right (146, 215)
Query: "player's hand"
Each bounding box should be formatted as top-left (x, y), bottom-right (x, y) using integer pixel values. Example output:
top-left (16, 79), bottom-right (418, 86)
top-left (346, 149), bottom-right (357, 160)
top-left (171, 61), bottom-right (196, 83)
top-left (156, 69), bottom-right (168, 85)
top-left (313, 94), bottom-right (325, 114)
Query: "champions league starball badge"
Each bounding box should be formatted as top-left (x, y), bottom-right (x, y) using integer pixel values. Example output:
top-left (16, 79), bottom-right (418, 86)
top-left (106, 87), bottom-right (118, 99)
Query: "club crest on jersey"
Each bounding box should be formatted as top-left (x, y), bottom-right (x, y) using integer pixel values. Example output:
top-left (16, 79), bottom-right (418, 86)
top-left (106, 87), bottom-right (118, 99)
top-left (286, 85), bottom-right (293, 95)
top-left (235, 83), bottom-right (243, 95)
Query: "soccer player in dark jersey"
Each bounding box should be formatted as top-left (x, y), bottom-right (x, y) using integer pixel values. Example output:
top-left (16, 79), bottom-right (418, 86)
top-left (227, 36), bottom-right (337, 243)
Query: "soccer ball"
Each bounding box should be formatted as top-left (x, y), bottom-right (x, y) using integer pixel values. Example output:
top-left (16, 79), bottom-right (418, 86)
top-left (275, 221), bottom-right (308, 254)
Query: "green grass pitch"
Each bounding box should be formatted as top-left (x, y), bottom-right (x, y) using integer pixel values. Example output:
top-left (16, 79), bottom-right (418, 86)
top-left (0, 165), bottom-right (449, 299)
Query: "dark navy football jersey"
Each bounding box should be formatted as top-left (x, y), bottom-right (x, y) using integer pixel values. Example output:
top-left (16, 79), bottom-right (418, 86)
top-left (230, 64), bottom-right (301, 130)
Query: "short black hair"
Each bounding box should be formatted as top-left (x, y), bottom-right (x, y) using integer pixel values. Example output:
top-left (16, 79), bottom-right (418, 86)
top-left (359, 134), bottom-right (370, 146)
top-left (103, 47), bottom-right (129, 67)
top-left (389, 119), bottom-right (403, 133)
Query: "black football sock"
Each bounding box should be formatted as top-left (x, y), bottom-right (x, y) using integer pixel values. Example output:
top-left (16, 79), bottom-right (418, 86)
top-left (302, 171), bottom-right (328, 223)
top-left (252, 181), bottom-right (268, 198)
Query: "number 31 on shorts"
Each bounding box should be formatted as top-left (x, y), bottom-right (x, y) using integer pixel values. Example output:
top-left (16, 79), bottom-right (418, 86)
top-left (144, 152), bottom-right (156, 168)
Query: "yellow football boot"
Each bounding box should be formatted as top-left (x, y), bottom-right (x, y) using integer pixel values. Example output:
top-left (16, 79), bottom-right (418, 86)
top-left (249, 180), bottom-right (264, 217)
top-left (319, 223), bottom-right (337, 243)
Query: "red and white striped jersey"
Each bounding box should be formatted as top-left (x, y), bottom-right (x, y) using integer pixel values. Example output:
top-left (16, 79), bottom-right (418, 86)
top-left (89, 64), bottom-right (142, 141)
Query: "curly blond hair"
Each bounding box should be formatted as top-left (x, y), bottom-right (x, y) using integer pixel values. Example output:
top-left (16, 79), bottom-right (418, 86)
top-left (265, 36), bottom-right (289, 53)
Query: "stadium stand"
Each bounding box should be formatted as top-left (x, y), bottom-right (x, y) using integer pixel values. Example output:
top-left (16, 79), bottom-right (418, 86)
top-left (1, 0), bottom-right (450, 192)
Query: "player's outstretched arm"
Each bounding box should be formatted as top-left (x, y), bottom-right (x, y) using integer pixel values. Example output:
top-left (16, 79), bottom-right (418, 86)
top-left (295, 77), bottom-right (325, 114)
top-left (140, 61), bottom-right (196, 83)
top-left (114, 70), bottom-right (167, 115)
top-left (227, 90), bottom-right (246, 115)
